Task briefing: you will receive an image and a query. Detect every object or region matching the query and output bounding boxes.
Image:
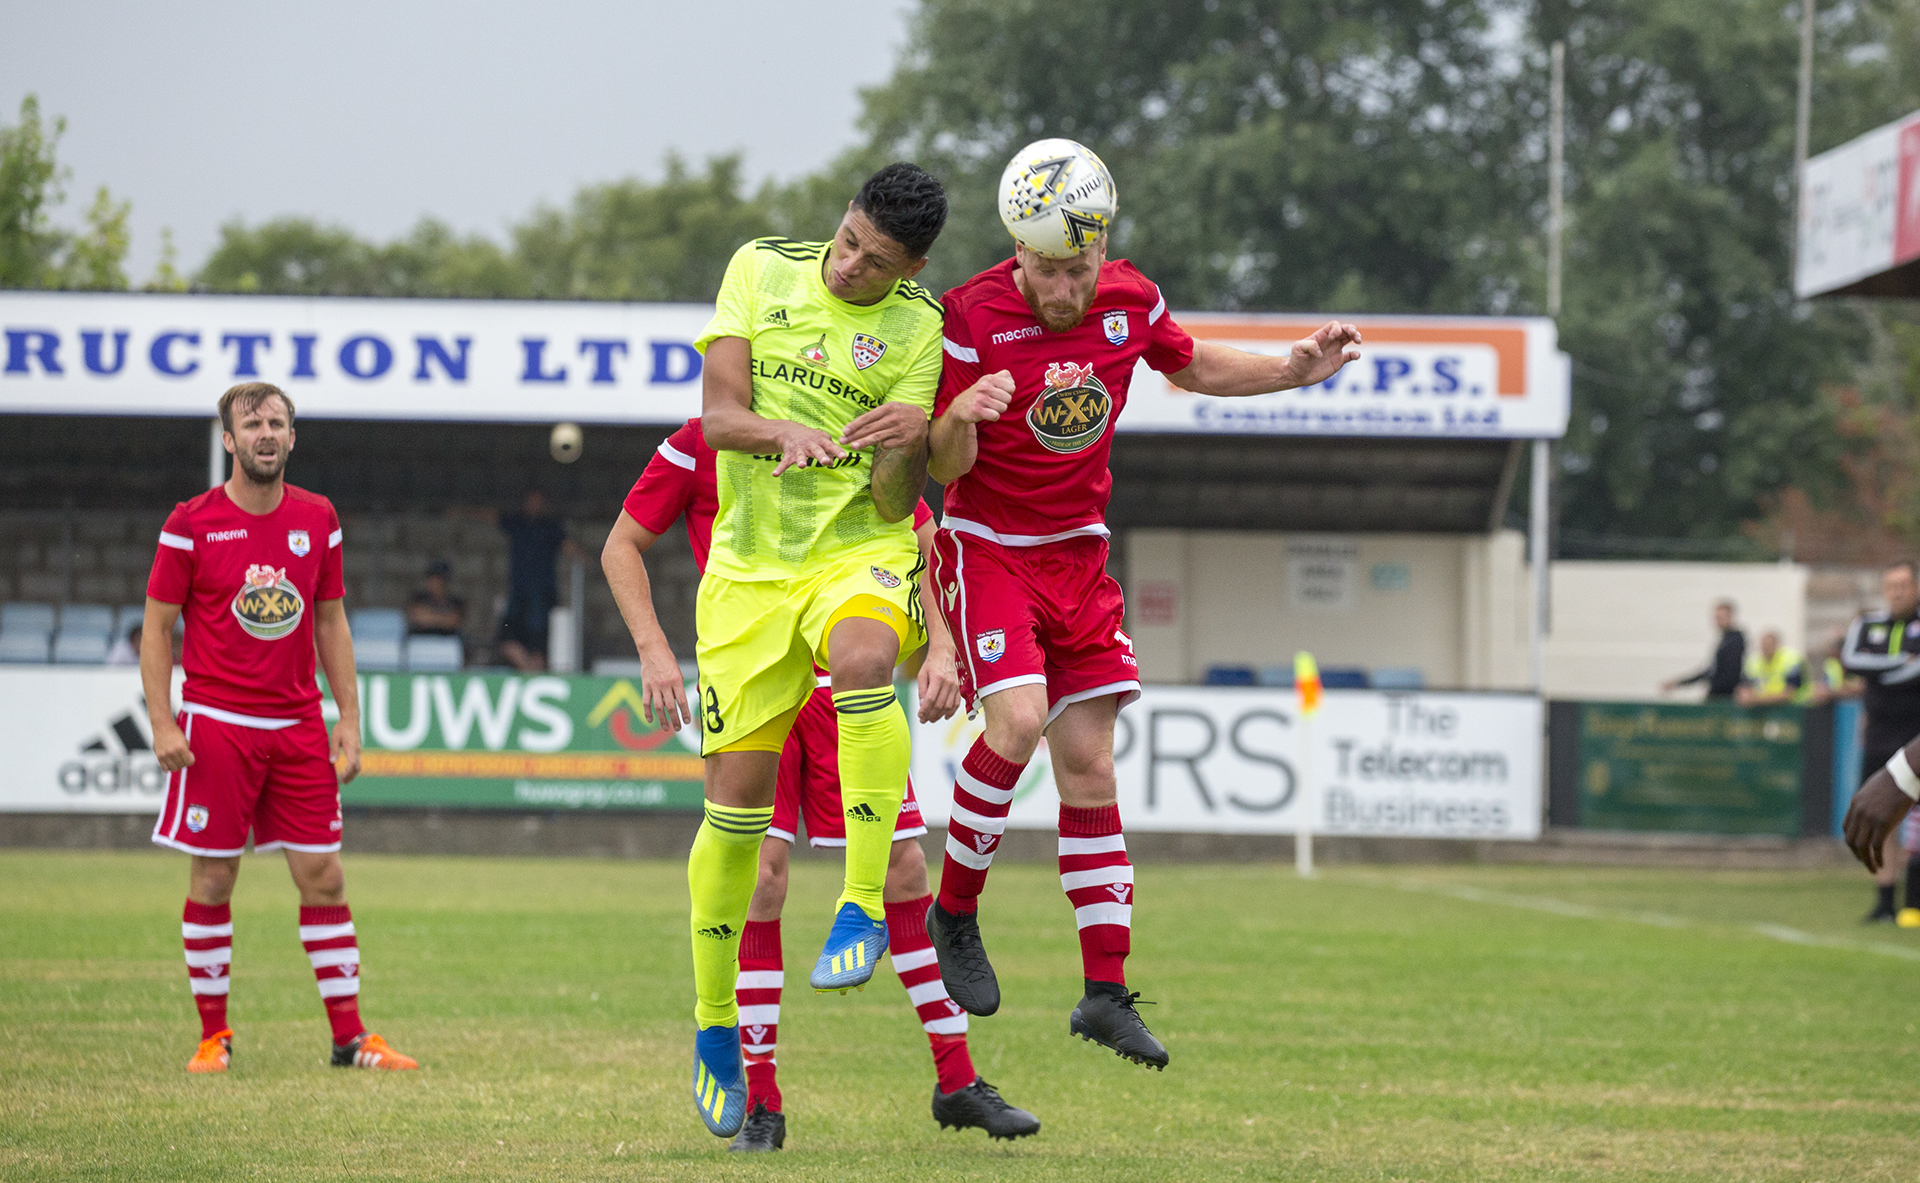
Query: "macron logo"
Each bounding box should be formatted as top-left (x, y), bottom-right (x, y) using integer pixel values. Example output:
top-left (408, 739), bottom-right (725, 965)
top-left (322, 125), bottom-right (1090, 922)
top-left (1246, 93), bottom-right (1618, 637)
top-left (990, 326), bottom-right (1041, 345)
top-left (1107, 883), bottom-right (1132, 903)
top-left (205, 529), bottom-right (249, 542)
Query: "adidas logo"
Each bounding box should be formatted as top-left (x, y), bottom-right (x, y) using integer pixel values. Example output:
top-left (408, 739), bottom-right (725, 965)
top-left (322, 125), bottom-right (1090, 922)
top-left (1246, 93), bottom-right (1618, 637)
top-left (696, 923), bottom-right (736, 940)
top-left (763, 308), bottom-right (789, 325)
top-left (845, 803), bottom-right (882, 822)
top-left (61, 696), bottom-right (165, 795)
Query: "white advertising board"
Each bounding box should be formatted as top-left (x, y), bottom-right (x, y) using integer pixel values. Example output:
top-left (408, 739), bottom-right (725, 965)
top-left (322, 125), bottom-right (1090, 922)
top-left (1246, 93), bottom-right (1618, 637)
top-left (0, 667), bottom-right (180, 814)
top-left (910, 687), bottom-right (1543, 840)
top-left (1796, 108), bottom-right (1920, 298)
top-left (0, 293), bottom-right (1568, 439)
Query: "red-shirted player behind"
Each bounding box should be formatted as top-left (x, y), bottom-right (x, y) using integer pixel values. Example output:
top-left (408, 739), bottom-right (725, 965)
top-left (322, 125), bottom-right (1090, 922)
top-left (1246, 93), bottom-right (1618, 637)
top-left (144, 383), bottom-right (417, 1075)
top-left (923, 140), bottom-right (1362, 1069)
top-left (602, 419), bottom-right (1039, 1151)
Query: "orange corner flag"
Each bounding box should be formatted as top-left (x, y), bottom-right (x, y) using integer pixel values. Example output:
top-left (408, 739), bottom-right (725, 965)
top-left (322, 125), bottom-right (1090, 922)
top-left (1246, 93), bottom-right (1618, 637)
top-left (1294, 651), bottom-right (1322, 716)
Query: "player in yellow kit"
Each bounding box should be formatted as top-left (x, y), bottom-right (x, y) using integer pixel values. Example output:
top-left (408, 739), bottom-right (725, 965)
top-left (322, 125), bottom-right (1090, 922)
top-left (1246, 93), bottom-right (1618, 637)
top-left (684, 163), bottom-right (950, 1139)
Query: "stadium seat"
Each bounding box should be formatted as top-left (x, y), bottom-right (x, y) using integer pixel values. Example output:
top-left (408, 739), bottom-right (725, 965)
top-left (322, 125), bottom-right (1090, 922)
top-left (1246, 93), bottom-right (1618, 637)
top-left (1322, 667), bottom-right (1370, 689)
top-left (1, 602), bottom-right (56, 634)
top-left (0, 632), bottom-right (50, 663)
top-left (350, 608), bottom-right (406, 641)
top-left (1202, 664), bottom-right (1256, 686)
top-left (113, 605), bottom-right (145, 635)
top-left (59, 604), bottom-right (114, 634)
top-left (355, 636), bottom-right (404, 670)
top-left (1256, 664), bottom-right (1294, 687)
top-left (52, 632), bottom-right (111, 664)
top-left (1370, 667), bottom-right (1426, 690)
top-left (405, 634), bottom-right (463, 671)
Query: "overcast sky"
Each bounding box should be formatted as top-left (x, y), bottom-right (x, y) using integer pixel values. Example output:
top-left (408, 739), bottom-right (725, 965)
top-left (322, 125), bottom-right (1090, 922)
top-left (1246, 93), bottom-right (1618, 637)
top-left (3, 0), bottom-right (916, 280)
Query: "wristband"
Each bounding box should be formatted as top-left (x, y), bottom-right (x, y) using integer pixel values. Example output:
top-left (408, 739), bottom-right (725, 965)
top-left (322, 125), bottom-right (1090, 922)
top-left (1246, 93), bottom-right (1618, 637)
top-left (1886, 749), bottom-right (1920, 801)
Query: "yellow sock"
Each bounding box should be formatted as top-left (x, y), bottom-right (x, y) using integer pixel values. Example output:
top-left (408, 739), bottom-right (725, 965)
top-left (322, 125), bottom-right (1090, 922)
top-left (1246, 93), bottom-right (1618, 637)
top-left (832, 687), bottom-right (909, 921)
top-left (688, 801), bottom-right (773, 1028)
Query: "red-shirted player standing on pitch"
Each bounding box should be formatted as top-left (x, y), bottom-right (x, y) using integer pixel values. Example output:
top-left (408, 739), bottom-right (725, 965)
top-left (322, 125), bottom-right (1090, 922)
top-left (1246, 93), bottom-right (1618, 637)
top-left (144, 382), bottom-right (417, 1075)
top-left (922, 140), bottom-right (1362, 1069)
top-left (601, 418), bottom-right (1039, 1151)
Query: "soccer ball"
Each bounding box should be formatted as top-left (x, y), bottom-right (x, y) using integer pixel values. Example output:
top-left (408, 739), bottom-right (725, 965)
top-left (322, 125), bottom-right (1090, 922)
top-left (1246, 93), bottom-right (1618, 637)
top-left (549, 422), bottom-right (582, 464)
top-left (997, 138), bottom-right (1117, 259)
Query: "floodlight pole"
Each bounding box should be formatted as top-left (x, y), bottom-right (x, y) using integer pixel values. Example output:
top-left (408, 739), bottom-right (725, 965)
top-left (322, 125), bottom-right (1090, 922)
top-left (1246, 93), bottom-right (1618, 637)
top-left (1792, 0), bottom-right (1815, 278)
top-left (1532, 41), bottom-right (1565, 696)
top-left (1548, 40), bottom-right (1565, 321)
top-left (207, 418), bottom-right (225, 489)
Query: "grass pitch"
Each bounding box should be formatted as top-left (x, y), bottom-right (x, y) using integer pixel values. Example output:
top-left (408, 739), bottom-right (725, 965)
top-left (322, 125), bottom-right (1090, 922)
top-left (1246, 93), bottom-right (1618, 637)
top-left (3, 849), bottom-right (1919, 1181)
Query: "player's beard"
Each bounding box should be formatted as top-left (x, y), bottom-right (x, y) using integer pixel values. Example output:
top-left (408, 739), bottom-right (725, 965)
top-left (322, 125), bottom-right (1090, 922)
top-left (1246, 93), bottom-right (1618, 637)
top-left (233, 443), bottom-right (287, 485)
top-left (1024, 285), bottom-right (1095, 334)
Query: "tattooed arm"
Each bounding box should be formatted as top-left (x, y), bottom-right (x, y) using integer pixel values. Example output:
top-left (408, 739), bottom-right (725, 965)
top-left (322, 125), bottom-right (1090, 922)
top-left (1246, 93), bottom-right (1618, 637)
top-left (843, 401), bottom-right (930, 524)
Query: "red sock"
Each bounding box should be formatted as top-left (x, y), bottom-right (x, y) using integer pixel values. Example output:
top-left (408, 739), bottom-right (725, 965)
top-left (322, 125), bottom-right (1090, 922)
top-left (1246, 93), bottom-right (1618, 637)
top-left (1059, 803), bottom-right (1131, 985)
top-left (182, 900), bottom-right (231, 1039)
top-left (735, 919), bottom-right (783, 1113)
top-left (886, 895), bottom-right (975, 1094)
top-left (299, 905), bottom-right (365, 1046)
top-left (937, 737), bottom-right (1025, 915)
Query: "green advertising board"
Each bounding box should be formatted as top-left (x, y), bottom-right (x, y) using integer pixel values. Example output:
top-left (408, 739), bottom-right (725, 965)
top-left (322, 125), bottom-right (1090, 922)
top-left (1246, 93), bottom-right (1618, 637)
top-left (1577, 702), bottom-right (1802, 836)
top-left (320, 673), bottom-right (704, 810)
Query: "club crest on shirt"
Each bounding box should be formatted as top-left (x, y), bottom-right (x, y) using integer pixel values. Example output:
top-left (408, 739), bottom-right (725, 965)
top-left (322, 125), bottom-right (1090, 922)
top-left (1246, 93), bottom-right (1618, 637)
top-left (1102, 309), bottom-right (1128, 345)
top-left (851, 333), bottom-right (887, 370)
top-left (186, 805), bottom-right (209, 833)
top-left (1028, 361), bottom-right (1113, 454)
top-left (230, 564), bottom-right (305, 641)
top-left (976, 629), bottom-right (1007, 663)
top-left (287, 529), bottom-right (311, 557)
top-left (870, 566), bottom-right (902, 589)
top-left (798, 333), bottom-right (828, 367)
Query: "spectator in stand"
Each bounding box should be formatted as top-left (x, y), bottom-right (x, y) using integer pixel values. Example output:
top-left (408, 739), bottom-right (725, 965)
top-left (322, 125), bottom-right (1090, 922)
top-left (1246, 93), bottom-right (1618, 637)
top-left (1841, 560), bottom-right (1920, 924)
top-left (406, 559), bottom-right (466, 637)
top-left (456, 490), bottom-right (585, 672)
top-left (1811, 630), bottom-right (1859, 703)
top-left (1662, 598), bottom-right (1746, 700)
top-left (107, 622), bottom-right (141, 666)
top-left (1736, 629), bottom-right (1806, 706)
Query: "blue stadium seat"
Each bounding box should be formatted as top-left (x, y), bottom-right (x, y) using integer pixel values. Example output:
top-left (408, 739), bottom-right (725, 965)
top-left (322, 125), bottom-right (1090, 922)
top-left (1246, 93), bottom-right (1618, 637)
top-left (405, 634), bottom-right (463, 671)
top-left (1, 603), bottom-right (56, 634)
top-left (1202, 664), bottom-right (1256, 686)
top-left (355, 635), bottom-right (404, 671)
top-left (1370, 667), bottom-right (1426, 690)
top-left (1256, 664), bottom-right (1294, 687)
top-left (350, 608), bottom-right (406, 641)
top-left (52, 632), bottom-right (111, 664)
top-left (0, 632), bottom-right (50, 663)
top-left (1322, 667), bottom-right (1369, 690)
top-left (59, 604), bottom-right (114, 633)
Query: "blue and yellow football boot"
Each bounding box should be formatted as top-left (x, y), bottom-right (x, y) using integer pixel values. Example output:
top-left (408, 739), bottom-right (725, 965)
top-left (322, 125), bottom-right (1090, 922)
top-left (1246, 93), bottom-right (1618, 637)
top-left (809, 902), bottom-right (887, 993)
top-left (692, 1024), bottom-right (748, 1137)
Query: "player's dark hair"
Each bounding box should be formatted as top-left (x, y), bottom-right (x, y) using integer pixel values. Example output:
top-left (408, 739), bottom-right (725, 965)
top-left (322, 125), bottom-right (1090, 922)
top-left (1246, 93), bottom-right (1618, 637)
top-left (218, 382), bottom-right (294, 434)
top-left (852, 163), bottom-right (948, 259)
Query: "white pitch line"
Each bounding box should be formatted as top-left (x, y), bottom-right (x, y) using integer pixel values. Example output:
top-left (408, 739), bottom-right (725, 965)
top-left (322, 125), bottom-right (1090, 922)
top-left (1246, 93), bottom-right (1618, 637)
top-left (1359, 875), bottom-right (1920, 963)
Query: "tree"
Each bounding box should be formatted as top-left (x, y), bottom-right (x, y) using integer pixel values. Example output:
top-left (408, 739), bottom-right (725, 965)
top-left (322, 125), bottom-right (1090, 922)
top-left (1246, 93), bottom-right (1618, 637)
top-left (0, 94), bottom-right (135, 291)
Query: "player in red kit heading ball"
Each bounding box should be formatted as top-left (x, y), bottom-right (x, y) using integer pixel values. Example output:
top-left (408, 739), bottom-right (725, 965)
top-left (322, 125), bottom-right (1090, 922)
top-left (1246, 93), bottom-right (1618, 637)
top-left (144, 383), bottom-right (416, 1075)
top-left (923, 140), bottom-right (1362, 1070)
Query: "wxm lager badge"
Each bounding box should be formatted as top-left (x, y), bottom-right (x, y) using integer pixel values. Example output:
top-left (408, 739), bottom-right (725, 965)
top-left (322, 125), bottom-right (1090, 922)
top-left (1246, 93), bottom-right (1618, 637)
top-left (230, 564), bottom-right (305, 640)
top-left (851, 333), bottom-right (887, 370)
top-left (1027, 362), bottom-right (1113, 454)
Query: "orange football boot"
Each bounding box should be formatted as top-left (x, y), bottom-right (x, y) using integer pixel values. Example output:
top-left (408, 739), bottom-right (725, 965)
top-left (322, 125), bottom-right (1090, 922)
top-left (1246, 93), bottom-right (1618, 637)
top-left (188, 1029), bottom-right (232, 1074)
top-left (331, 1031), bottom-right (418, 1070)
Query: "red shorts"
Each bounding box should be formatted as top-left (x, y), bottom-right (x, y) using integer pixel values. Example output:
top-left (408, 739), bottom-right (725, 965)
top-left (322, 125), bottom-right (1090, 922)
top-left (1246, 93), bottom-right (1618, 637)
top-left (931, 529), bottom-right (1141, 721)
top-left (151, 708), bottom-right (342, 857)
top-left (770, 683), bottom-right (926, 848)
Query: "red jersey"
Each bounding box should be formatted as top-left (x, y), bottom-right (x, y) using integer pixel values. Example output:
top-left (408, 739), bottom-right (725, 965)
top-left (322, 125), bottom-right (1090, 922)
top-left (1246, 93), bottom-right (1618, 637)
top-left (935, 258), bottom-right (1194, 544)
top-left (623, 417), bottom-right (932, 576)
top-left (147, 484), bottom-right (345, 722)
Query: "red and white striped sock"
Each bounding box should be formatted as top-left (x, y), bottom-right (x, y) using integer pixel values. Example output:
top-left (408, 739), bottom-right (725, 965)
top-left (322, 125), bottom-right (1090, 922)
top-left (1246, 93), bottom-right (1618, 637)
top-left (735, 919), bottom-right (782, 1113)
top-left (937, 737), bottom-right (1025, 915)
top-left (298, 905), bottom-right (366, 1046)
top-left (182, 899), bottom-right (231, 1038)
top-left (887, 895), bottom-right (975, 1093)
top-left (1059, 804), bottom-right (1132, 985)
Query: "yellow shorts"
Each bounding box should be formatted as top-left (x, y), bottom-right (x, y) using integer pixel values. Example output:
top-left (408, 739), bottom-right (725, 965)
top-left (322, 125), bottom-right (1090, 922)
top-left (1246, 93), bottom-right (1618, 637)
top-left (694, 552), bottom-right (926, 756)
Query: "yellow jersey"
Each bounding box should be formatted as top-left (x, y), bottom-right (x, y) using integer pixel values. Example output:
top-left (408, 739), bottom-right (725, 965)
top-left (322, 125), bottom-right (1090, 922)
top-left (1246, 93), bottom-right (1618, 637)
top-left (694, 237), bottom-right (943, 582)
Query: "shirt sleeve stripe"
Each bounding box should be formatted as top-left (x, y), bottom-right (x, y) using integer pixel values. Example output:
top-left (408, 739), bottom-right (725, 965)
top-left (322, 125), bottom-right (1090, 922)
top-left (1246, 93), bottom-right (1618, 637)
top-left (657, 439), bottom-right (696, 471)
top-left (158, 531), bottom-right (193, 551)
top-left (1147, 288), bottom-right (1167, 325)
top-left (943, 337), bottom-right (979, 364)
top-left (328, 528), bottom-right (343, 548)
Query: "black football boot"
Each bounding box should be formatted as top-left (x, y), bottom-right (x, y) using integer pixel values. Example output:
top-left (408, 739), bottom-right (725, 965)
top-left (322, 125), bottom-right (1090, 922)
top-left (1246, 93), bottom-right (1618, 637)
top-left (1069, 979), bottom-right (1169, 1070)
top-left (932, 1077), bottom-right (1041, 1140)
top-left (727, 1102), bottom-right (786, 1152)
top-left (926, 899), bottom-right (1000, 1016)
